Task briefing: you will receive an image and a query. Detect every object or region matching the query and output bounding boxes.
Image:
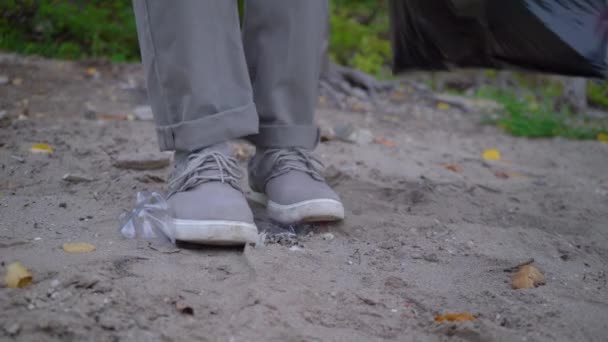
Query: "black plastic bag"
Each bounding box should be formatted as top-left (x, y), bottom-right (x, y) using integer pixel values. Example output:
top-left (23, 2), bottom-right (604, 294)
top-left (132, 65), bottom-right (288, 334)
top-left (389, 0), bottom-right (608, 78)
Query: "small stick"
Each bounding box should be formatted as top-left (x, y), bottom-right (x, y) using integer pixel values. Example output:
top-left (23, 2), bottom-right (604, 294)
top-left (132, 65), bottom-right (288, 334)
top-left (504, 258), bottom-right (534, 273)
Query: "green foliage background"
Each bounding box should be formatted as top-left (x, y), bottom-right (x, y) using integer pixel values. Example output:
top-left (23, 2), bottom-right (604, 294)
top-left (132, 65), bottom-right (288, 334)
top-left (0, 0), bottom-right (390, 74)
top-left (1, 0), bottom-right (606, 139)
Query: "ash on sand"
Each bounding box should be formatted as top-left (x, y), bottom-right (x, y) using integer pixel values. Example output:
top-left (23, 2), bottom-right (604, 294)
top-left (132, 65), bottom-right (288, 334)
top-left (1, 55), bottom-right (608, 341)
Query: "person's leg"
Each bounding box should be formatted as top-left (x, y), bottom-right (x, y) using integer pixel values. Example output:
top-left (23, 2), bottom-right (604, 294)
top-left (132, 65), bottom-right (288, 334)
top-left (243, 0), bottom-right (327, 149)
top-left (244, 0), bottom-right (345, 224)
top-left (133, 0), bottom-right (258, 152)
top-left (132, 0), bottom-right (258, 245)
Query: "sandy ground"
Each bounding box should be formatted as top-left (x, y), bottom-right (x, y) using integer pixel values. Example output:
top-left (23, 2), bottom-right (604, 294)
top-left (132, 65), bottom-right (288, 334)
top-left (1, 54), bottom-right (608, 342)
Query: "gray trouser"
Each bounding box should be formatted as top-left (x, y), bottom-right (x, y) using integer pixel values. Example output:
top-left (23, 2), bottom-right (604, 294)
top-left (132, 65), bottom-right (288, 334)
top-left (132, 0), bottom-right (328, 152)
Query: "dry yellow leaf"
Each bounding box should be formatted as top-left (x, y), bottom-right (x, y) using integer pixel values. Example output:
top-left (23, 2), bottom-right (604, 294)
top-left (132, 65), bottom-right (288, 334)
top-left (511, 265), bottom-right (545, 289)
top-left (4, 262), bottom-right (33, 288)
top-left (435, 313), bottom-right (476, 322)
top-left (482, 149), bottom-right (501, 161)
top-left (86, 67), bottom-right (98, 76)
top-left (437, 102), bottom-right (450, 110)
top-left (598, 133), bottom-right (608, 143)
top-left (30, 143), bottom-right (54, 154)
top-left (62, 242), bottom-right (96, 253)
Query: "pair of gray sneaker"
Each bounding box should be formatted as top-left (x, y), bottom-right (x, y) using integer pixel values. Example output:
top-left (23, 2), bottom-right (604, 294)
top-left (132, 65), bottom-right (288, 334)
top-left (167, 143), bottom-right (344, 245)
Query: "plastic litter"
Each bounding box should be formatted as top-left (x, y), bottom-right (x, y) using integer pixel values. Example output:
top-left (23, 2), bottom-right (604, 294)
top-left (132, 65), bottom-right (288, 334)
top-left (119, 191), bottom-right (176, 244)
top-left (390, 0), bottom-right (608, 78)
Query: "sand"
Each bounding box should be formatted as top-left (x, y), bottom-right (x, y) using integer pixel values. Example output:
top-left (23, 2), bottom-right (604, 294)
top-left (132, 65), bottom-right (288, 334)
top-left (1, 54), bottom-right (608, 341)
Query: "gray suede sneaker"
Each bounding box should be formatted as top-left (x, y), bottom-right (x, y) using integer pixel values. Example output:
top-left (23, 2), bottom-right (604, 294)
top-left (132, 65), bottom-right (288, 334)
top-left (167, 143), bottom-right (258, 245)
top-left (249, 148), bottom-right (345, 224)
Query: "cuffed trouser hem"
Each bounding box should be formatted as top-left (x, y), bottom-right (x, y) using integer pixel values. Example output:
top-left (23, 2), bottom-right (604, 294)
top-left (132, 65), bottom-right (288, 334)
top-left (247, 124), bottom-right (320, 149)
top-left (156, 103), bottom-right (259, 152)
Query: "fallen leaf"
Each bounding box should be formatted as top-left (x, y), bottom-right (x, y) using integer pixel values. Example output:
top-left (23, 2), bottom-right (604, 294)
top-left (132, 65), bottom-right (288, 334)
top-left (86, 67), bottom-right (98, 76)
top-left (30, 143), bottom-right (54, 154)
top-left (435, 313), bottom-right (476, 322)
top-left (494, 171), bottom-right (509, 179)
top-left (62, 242), bottom-right (96, 254)
top-left (482, 149), bottom-right (501, 161)
top-left (442, 163), bottom-right (463, 173)
top-left (11, 78), bottom-right (23, 86)
top-left (436, 102), bottom-right (450, 110)
top-left (511, 265), bottom-right (545, 289)
top-left (507, 171), bottom-right (525, 178)
top-left (4, 262), bottom-right (33, 288)
top-left (374, 137), bottom-right (396, 148)
top-left (598, 133), bottom-right (608, 143)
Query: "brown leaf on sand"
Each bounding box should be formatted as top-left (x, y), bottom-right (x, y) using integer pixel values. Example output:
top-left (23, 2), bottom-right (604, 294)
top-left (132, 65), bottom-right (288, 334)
top-left (512, 265), bottom-right (545, 289)
top-left (494, 171), bottom-right (509, 179)
top-left (374, 137), bottom-right (396, 148)
top-left (435, 313), bottom-right (476, 322)
top-left (4, 262), bottom-right (33, 288)
top-left (442, 163), bottom-right (463, 173)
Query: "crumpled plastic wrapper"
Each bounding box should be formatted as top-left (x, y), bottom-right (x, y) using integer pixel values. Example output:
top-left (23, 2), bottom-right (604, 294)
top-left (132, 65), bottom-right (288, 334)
top-left (119, 191), bottom-right (176, 244)
top-left (390, 0), bottom-right (608, 78)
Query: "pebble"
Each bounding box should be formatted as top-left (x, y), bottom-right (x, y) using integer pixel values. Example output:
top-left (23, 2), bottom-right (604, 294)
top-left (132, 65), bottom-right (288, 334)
top-left (132, 105), bottom-right (154, 121)
top-left (0, 75), bottom-right (8, 85)
top-left (321, 233), bottom-right (335, 241)
top-left (5, 323), bottom-right (20, 336)
top-left (289, 246), bottom-right (303, 252)
top-left (0, 110), bottom-right (7, 119)
top-left (334, 123), bottom-right (374, 145)
top-left (423, 253), bottom-right (440, 263)
top-left (50, 279), bottom-right (61, 288)
top-left (113, 152), bottom-right (171, 170)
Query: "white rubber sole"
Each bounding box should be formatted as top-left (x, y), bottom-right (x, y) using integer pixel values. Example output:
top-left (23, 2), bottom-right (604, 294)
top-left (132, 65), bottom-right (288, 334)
top-left (171, 218), bottom-right (258, 246)
top-left (245, 191), bottom-right (345, 224)
top-left (266, 197), bottom-right (345, 224)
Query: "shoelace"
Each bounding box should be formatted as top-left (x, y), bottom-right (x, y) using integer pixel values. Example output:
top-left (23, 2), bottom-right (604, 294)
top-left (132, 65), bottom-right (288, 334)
top-left (263, 148), bottom-right (324, 184)
top-left (167, 150), bottom-right (242, 197)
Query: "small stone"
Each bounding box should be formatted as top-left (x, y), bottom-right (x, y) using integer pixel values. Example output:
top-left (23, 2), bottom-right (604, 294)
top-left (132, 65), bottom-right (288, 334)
top-left (319, 124), bottom-right (335, 142)
top-left (334, 123), bottom-right (374, 145)
top-left (11, 77), bottom-right (23, 86)
top-left (50, 279), bottom-right (61, 288)
top-left (83, 102), bottom-right (97, 120)
top-left (0, 75), bottom-right (8, 85)
top-left (5, 323), bottom-right (20, 336)
top-left (132, 105), bottom-right (154, 121)
top-left (423, 253), bottom-right (440, 263)
top-left (62, 173), bottom-right (94, 183)
top-left (113, 152), bottom-right (171, 170)
top-left (289, 246), bottom-right (303, 252)
top-left (58, 202), bottom-right (67, 209)
top-left (0, 110), bottom-right (6, 120)
top-left (321, 233), bottom-right (335, 241)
